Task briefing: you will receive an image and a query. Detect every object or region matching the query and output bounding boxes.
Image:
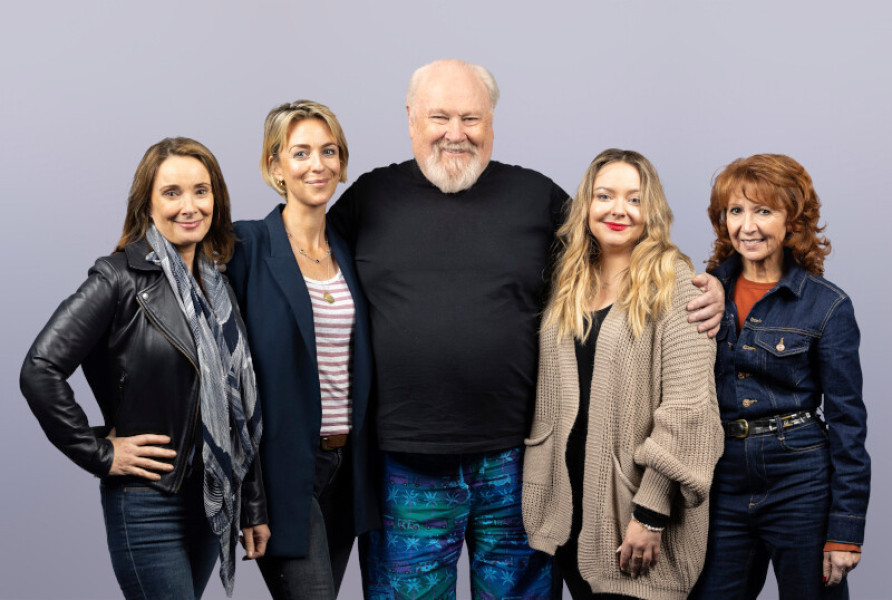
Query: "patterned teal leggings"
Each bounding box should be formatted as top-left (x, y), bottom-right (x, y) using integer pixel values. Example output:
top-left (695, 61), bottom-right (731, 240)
top-left (361, 447), bottom-right (555, 599)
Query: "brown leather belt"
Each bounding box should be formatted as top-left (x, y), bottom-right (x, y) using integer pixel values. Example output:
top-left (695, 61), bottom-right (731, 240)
top-left (319, 434), bottom-right (348, 451)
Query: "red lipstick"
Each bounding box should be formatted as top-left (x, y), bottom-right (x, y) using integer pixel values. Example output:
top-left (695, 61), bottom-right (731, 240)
top-left (605, 222), bottom-right (628, 231)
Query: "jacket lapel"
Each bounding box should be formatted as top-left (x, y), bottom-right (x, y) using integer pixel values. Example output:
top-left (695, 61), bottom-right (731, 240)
top-left (125, 242), bottom-right (199, 367)
top-left (329, 227), bottom-right (371, 431)
top-left (262, 208), bottom-right (319, 368)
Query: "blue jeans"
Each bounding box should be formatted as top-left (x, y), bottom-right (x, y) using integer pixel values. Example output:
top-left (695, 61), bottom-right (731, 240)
top-left (100, 475), bottom-right (219, 600)
top-left (691, 420), bottom-right (848, 600)
top-left (256, 445), bottom-right (354, 600)
top-left (362, 447), bottom-right (556, 599)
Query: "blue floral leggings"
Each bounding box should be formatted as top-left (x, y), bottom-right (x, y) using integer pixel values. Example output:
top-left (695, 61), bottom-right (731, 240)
top-left (361, 447), bottom-right (555, 599)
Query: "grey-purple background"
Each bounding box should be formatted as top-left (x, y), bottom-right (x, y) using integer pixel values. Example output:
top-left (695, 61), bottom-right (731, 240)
top-left (2, 1), bottom-right (889, 598)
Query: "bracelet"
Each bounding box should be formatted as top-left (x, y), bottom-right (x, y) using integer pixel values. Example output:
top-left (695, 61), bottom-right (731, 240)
top-left (631, 516), bottom-right (665, 533)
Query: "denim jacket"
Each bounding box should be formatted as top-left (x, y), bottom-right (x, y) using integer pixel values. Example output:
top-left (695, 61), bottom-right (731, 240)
top-left (713, 251), bottom-right (870, 545)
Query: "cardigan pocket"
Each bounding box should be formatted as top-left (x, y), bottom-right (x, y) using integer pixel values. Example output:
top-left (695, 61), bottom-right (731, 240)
top-left (611, 452), bottom-right (642, 496)
top-left (522, 424), bottom-right (555, 539)
top-left (611, 454), bottom-right (700, 591)
top-left (524, 422), bottom-right (553, 447)
top-left (609, 453), bottom-right (641, 543)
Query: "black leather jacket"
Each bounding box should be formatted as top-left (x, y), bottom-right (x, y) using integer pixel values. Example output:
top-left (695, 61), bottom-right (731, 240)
top-left (21, 240), bottom-right (266, 526)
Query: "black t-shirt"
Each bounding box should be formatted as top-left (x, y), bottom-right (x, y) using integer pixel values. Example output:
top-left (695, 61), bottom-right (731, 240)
top-left (328, 159), bottom-right (568, 453)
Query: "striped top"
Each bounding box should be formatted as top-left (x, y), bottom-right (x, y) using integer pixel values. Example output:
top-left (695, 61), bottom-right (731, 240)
top-left (303, 269), bottom-right (355, 436)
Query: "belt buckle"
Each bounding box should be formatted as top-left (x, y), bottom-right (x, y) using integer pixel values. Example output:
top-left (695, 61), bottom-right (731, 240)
top-left (732, 419), bottom-right (749, 438)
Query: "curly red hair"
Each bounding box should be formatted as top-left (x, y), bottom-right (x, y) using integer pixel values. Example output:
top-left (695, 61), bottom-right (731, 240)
top-left (706, 154), bottom-right (831, 275)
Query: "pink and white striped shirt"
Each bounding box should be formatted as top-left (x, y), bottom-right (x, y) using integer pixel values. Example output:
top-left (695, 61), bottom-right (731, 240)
top-left (303, 270), bottom-right (355, 436)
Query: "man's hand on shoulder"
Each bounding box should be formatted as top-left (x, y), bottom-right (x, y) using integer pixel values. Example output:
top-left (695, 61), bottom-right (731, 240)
top-left (687, 272), bottom-right (724, 338)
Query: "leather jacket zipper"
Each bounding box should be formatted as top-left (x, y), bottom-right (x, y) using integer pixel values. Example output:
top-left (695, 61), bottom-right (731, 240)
top-left (136, 296), bottom-right (202, 493)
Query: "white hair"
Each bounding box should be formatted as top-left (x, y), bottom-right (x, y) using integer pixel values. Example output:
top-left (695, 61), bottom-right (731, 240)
top-left (406, 59), bottom-right (500, 120)
top-left (419, 140), bottom-right (488, 194)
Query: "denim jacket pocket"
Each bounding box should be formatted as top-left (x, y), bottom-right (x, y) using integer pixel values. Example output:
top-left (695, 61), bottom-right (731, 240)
top-left (753, 330), bottom-right (812, 387)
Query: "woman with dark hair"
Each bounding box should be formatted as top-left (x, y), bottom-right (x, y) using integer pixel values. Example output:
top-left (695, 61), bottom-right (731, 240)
top-left (226, 100), bottom-right (377, 599)
top-left (691, 154), bottom-right (870, 599)
top-left (522, 149), bottom-right (723, 599)
top-left (20, 137), bottom-right (268, 599)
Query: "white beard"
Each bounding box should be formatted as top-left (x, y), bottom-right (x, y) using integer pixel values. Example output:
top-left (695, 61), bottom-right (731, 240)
top-left (418, 142), bottom-right (488, 194)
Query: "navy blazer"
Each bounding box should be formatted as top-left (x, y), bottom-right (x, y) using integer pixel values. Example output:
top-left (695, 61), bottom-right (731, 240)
top-left (227, 205), bottom-right (377, 558)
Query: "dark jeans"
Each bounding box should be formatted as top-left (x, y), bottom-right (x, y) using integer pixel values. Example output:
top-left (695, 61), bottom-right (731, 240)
top-left (691, 421), bottom-right (848, 600)
top-left (100, 474), bottom-right (218, 600)
top-left (257, 444), bottom-right (354, 600)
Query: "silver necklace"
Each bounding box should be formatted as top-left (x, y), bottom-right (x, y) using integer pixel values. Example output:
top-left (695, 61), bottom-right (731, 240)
top-left (286, 229), bottom-right (336, 303)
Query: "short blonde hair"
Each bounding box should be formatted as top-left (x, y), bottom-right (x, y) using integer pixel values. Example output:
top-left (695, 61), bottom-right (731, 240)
top-left (260, 100), bottom-right (349, 195)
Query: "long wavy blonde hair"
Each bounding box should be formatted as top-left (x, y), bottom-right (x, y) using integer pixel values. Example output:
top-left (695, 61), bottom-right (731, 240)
top-left (544, 149), bottom-right (692, 341)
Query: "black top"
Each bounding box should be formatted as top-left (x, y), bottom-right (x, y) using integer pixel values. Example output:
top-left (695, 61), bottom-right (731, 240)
top-left (328, 159), bottom-right (568, 453)
top-left (566, 305), bottom-right (612, 539)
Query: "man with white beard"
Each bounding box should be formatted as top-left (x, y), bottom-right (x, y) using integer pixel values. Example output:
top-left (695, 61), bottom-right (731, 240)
top-left (328, 58), bottom-right (723, 599)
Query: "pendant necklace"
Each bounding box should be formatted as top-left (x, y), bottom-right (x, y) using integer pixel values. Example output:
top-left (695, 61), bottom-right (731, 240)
top-left (285, 228), bottom-right (335, 303)
top-left (321, 259), bottom-right (336, 304)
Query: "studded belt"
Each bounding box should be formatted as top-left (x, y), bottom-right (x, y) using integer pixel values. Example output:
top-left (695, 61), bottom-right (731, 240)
top-left (722, 410), bottom-right (817, 439)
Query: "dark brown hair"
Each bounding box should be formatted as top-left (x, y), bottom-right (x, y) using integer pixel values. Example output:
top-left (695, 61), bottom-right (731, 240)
top-left (706, 153), bottom-right (830, 275)
top-left (116, 137), bottom-right (235, 263)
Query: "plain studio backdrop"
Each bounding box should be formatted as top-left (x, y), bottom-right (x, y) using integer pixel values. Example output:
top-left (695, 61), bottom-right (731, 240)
top-left (1, 1), bottom-right (888, 598)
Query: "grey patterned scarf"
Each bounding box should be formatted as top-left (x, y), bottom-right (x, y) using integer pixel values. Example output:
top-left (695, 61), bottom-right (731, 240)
top-left (145, 225), bottom-right (261, 596)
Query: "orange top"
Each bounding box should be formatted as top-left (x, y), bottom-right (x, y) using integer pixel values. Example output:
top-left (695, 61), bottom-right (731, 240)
top-left (734, 275), bottom-right (777, 333)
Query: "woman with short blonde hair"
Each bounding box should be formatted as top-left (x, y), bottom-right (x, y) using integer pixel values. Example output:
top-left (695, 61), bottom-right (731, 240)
top-left (227, 100), bottom-right (377, 600)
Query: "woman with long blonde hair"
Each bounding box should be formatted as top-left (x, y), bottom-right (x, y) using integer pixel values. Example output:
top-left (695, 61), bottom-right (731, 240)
top-left (523, 149), bottom-right (722, 599)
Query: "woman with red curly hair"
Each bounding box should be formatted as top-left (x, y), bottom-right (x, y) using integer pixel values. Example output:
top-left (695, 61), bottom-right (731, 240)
top-left (690, 154), bottom-right (870, 599)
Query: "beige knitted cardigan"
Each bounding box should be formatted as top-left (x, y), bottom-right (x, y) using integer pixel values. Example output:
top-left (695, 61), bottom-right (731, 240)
top-left (523, 260), bottom-right (723, 600)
